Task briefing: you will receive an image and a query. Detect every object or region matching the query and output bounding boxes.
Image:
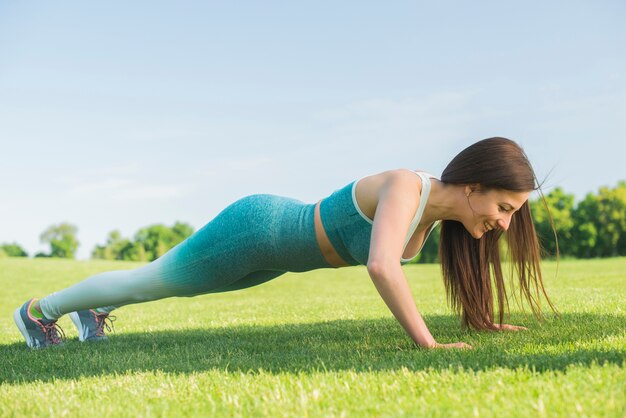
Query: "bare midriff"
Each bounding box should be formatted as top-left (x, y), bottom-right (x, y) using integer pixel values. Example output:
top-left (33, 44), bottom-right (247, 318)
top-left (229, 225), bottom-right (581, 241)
top-left (314, 199), bottom-right (351, 268)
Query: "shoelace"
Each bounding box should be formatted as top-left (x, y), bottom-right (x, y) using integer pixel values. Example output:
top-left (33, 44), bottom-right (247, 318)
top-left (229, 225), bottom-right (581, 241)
top-left (42, 321), bottom-right (66, 345)
top-left (95, 313), bottom-right (116, 337)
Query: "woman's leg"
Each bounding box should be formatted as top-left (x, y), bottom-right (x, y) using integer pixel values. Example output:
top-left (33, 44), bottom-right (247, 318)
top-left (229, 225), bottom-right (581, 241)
top-left (38, 193), bottom-right (332, 318)
top-left (15, 194), bottom-right (331, 347)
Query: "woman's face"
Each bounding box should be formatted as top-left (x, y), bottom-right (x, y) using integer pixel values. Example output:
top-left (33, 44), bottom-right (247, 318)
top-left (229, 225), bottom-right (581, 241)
top-left (463, 185), bottom-right (530, 239)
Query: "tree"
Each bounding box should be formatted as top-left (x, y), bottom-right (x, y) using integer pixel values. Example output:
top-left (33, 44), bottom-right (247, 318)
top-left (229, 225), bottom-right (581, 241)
top-left (92, 230), bottom-right (129, 260)
top-left (40, 223), bottom-right (80, 259)
top-left (92, 222), bottom-right (194, 262)
top-left (92, 230), bottom-right (148, 261)
top-left (0, 242), bottom-right (29, 257)
top-left (133, 221), bottom-right (194, 261)
top-left (529, 188), bottom-right (575, 258)
top-left (413, 223), bottom-right (440, 264)
top-left (618, 182), bottom-right (626, 256)
top-left (172, 221), bottom-right (194, 241)
top-left (571, 181), bottom-right (626, 258)
top-left (129, 241), bottom-right (148, 262)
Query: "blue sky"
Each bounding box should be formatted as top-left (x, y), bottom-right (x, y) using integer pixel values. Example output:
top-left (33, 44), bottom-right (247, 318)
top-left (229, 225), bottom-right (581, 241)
top-left (1, 1), bottom-right (624, 260)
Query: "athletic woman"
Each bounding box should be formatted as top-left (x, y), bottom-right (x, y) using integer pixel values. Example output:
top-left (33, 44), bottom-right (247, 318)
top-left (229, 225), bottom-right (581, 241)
top-left (14, 137), bottom-right (556, 349)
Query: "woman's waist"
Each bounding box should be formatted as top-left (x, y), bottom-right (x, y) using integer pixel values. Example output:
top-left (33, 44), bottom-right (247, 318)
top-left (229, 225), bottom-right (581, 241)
top-left (318, 182), bottom-right (371, 266)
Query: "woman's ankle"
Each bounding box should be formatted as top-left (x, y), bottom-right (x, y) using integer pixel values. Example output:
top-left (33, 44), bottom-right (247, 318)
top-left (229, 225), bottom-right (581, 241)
top-left (29, 299), bottom-right (47, 319)
top-left (33, 300), bottom-right (43, 314)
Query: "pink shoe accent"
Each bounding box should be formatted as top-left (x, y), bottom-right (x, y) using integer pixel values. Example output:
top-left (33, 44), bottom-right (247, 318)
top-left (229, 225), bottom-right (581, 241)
top-left (23, 298), bottom-right (65, 346)
top-left (94, 312), bottom-right (116, 337)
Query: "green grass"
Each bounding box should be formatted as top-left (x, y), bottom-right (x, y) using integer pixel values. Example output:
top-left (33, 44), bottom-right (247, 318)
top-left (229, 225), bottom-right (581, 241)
top-left (1, 257), bottom-right (624, 417)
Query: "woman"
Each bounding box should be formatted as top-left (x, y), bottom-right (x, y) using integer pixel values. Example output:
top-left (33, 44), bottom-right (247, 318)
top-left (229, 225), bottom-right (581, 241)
top-left (14, 137), bottom-right (557, 350)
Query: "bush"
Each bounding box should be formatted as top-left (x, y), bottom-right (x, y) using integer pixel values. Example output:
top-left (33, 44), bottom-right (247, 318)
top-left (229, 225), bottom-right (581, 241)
top-left (0, 242), bottom-right (29, 257)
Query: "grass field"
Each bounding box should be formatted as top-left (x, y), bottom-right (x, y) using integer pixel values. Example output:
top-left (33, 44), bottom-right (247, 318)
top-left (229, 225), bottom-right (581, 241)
top-left (1, 257), bottom-right (624, 417)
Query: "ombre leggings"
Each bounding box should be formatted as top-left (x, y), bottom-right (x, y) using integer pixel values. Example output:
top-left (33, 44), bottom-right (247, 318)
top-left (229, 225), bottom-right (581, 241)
top-left (39, 194), bottom-right (334, 319)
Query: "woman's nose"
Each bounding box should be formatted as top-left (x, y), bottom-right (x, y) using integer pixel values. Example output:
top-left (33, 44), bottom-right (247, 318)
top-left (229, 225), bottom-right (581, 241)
top-left (497, 215), bottom-right (511, 231)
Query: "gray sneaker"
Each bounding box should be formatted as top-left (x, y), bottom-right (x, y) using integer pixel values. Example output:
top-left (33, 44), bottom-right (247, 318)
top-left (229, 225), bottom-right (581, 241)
top-left (69, 309), bottom-right (115, 342)
top-left (13, 298), bottom-right (65, 349)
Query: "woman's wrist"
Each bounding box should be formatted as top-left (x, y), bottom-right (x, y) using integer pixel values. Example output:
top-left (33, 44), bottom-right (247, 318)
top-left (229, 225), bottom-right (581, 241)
top-left (418, 340), bottom-right (438, 349)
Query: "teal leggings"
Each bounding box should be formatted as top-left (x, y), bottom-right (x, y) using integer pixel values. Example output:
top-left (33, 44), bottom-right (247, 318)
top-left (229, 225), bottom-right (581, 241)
top-left (39, 194), bottom-right (334, 319)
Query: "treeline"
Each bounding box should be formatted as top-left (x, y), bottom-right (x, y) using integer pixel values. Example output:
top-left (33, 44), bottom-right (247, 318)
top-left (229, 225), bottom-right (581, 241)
top-left (0, 221), bottom-right (194, 262)
top-left (91, 222), bottom-right (194, 261)
top-left (2, 181), bottom-right (625, 262)
top-left (530, 180), bottom-right (626, 258)
top-left (415, 180), bottom-right (626, 263)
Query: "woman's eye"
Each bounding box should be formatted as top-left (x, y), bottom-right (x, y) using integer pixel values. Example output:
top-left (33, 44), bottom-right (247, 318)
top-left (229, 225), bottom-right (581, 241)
top-left (499, 206), bottom-right (508, 213)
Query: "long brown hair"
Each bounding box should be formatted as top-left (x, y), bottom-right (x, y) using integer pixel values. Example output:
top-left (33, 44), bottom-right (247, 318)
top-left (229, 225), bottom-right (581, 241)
top-left (439, 137), bottom-right (558, 330)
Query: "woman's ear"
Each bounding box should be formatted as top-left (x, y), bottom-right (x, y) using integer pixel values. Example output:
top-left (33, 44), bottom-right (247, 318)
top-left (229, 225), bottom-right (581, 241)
top-left (464, 184), bottom-right (480, 197)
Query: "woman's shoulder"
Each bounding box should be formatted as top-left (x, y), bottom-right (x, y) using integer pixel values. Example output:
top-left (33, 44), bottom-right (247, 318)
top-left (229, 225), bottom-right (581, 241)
top-left (357, 168), bottom-right (435, 186)
top-left (353, 169), bottom-right (424, 220)
top-left (359, 167), bottom-right (427, 179)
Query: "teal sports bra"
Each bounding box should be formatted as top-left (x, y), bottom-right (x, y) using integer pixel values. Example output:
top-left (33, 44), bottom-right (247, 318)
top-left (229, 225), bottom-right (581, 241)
top-left (319, 169), bottom-right (440, 266)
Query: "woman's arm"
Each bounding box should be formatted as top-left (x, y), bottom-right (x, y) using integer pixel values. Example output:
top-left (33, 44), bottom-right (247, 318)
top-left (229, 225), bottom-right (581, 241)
top-left (366, 170), bottom-right (471, 349)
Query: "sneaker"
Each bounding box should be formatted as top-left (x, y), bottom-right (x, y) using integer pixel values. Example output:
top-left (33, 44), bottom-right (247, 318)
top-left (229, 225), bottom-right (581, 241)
top-left (13, 298), bottom-right (65, 349)
top-left (69, 309), bottom-right (115, 342)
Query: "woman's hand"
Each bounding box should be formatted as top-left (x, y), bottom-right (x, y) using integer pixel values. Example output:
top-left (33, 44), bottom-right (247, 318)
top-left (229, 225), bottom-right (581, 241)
top-left (429, 341), bottom-right (473, 350)
top-left (491, 323), bottom-right (528, 332)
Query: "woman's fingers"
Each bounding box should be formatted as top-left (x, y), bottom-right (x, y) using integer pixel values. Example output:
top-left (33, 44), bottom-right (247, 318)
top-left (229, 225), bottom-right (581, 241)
top-left (433, 341), bottom-right (473, 350)
top-left (499, 324), bottom-right (528, 331)
top-left (455, 342), bottom-right (473, 349)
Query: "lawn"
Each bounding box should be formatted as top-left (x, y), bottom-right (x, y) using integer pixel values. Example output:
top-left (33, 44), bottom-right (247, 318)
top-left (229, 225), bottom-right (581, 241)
top-left (1, 257), bottom-right (624, 417)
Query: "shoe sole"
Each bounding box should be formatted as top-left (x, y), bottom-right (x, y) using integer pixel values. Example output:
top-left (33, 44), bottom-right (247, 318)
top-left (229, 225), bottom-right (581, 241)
top-left (69, 312), bottom-right (87, 342)
top-left (13, 308), bottom-right (36, 349)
